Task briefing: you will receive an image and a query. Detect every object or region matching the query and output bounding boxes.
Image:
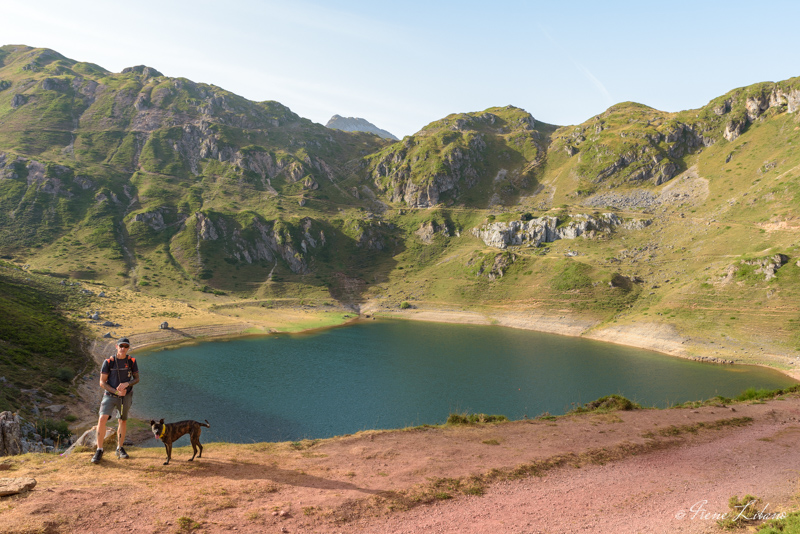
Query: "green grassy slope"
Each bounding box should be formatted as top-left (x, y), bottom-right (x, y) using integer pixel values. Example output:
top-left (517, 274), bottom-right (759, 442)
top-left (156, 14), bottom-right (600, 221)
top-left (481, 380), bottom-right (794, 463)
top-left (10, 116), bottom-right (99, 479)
top-left (1, 44), bottom-right (799, 367)
top-left (0, 262), bottom-right (92, 413)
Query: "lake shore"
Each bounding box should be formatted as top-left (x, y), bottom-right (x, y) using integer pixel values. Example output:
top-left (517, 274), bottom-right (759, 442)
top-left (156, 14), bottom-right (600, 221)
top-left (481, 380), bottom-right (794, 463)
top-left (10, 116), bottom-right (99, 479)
top-left (366, 302), bottom-right (800, 382)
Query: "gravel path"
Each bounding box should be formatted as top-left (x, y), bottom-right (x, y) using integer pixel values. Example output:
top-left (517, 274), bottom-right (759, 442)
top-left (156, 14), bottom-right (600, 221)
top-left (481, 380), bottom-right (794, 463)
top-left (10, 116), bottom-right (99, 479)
top-left (346, 408), bottom-right (800, 533)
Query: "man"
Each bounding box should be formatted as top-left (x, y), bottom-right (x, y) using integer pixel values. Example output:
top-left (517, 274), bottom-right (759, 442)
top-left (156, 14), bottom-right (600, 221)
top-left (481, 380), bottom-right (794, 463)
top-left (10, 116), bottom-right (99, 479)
top-left (91, 337), bottom-right (139, 464)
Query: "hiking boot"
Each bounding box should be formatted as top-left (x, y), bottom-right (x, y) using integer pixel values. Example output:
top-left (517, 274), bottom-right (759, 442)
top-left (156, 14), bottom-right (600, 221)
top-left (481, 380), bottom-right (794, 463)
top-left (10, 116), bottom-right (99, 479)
top-left (116, 447), bottom-right (129, 459)
top-left (91, 449), bottom-right (103, 464)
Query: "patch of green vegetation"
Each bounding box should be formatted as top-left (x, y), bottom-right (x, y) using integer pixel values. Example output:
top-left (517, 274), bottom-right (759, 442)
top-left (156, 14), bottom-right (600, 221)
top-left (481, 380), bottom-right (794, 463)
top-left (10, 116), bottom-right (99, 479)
top-left (550, 258), bottom-right (593, 291)
top-left (446, 413), bottom-right (508, 425)
top-left (757, 510), bottom-right (800, 533)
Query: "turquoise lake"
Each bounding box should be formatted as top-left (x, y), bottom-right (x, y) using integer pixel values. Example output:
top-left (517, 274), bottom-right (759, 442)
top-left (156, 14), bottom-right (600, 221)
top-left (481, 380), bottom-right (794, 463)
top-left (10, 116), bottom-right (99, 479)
top-left (131, 319), bottom-right (797, 444)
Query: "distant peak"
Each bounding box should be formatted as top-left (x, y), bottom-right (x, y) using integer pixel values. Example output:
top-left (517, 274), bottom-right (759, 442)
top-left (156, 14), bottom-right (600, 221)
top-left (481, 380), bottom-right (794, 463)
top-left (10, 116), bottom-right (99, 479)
top-left (326, 115), bottom-right (398, 141)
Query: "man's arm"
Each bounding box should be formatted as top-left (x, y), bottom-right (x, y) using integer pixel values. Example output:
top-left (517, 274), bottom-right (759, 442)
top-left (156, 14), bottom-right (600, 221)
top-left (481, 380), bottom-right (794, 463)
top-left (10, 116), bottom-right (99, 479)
top-left (99, 372), bottom-right (117, 395)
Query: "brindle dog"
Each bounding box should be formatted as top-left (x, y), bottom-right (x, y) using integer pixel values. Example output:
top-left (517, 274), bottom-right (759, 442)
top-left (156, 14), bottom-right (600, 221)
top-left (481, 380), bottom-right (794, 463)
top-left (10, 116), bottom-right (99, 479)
top-left (150, 419), bottom-right (210, 465)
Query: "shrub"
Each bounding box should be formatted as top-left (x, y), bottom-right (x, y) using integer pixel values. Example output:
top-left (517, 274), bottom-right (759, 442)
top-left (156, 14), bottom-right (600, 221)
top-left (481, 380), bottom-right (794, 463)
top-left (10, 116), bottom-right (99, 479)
top-left (718, 495), bottom-right (763, 529)
top-left (35, 418), bottom-right (71, 441)
top-left (176, 517), bottom-right (200, 532)
top-left (569, 394), bottom-right (641, 414)
top-left (399, 301), bottom-right (411, 309)
top-left (55, 367), bottom-right (74, 382)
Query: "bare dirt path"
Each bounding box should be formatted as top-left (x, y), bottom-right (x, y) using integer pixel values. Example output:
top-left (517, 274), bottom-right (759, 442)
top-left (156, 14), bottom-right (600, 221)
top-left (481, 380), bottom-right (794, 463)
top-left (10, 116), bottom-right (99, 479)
top-left (2, 395), bottom-right (800, 533)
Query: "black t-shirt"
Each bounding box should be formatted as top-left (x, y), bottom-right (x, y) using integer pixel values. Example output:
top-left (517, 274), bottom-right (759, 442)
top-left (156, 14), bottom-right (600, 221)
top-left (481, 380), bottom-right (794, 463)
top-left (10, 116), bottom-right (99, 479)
top-left (101, 356), bottom-right (138, 395)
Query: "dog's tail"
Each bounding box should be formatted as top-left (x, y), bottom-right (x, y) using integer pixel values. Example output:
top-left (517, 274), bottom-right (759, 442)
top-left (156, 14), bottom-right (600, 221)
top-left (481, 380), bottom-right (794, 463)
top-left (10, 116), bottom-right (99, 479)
top-left (201, 419), bottom-right (210, 428)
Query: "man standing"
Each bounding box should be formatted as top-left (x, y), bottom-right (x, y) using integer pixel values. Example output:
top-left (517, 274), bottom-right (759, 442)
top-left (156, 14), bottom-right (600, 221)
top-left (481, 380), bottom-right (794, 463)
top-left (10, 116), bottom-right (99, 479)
top-left (91, 337), bottom-right (139, 464)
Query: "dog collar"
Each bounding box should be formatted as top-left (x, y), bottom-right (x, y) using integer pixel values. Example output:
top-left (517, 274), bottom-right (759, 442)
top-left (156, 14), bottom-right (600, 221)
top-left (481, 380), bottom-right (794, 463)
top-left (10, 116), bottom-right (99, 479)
top-left (159, 426), bottom-right (166, 439)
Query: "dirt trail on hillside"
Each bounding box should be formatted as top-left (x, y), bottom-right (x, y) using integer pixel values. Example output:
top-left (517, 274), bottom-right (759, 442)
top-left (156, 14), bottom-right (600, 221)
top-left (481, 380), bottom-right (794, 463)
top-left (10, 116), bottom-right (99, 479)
top-left (2, 396), bottom-right (800, 533)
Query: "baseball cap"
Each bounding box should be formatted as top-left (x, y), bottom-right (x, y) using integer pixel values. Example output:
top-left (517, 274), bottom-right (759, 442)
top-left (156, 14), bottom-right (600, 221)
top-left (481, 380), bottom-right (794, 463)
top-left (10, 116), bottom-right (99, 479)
top-left (117, 337), bottom-right (131, 347)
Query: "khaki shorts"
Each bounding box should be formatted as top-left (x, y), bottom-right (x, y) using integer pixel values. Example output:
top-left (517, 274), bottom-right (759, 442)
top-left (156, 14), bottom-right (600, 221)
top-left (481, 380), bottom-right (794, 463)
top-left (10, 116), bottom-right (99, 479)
top-left (99, 392), bottom-right (133, 420)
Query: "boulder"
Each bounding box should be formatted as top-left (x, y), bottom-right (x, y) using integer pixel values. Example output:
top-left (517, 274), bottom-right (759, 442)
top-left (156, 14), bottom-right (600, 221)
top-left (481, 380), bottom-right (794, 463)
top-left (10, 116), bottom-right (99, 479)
top-left (10, 94), bottom-right (26, 108)
top-left (0, 477), bottom-right (36, 497)
top-left (44, 405), bottom-right (64, 414)
top-left (62, 425), bottom-right (116, 455)
top-left (0, 412), bottom-right (22, 456)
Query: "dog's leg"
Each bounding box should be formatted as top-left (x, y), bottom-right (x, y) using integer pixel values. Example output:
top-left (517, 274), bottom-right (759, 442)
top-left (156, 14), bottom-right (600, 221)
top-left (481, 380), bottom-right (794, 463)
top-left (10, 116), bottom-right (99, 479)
top-left (194, 426), bottom-right (204, 458)
top-left (189, 437), bottom-right (197, 461)
top-left (164, 441), bottom-right (172, 465)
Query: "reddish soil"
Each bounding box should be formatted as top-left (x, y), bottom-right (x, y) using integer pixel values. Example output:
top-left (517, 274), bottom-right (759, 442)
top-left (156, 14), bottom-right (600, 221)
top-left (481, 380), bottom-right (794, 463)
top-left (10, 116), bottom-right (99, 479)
top-left (1, 397), bottom-right (799, 533)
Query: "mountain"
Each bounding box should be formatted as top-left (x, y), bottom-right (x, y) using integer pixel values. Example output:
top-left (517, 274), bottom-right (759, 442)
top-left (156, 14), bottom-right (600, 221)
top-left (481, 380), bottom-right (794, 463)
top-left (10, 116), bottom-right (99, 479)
top-left (325, 114), bottom-right (399, 140)
top-left (2, 44), bottom-right (800, 369)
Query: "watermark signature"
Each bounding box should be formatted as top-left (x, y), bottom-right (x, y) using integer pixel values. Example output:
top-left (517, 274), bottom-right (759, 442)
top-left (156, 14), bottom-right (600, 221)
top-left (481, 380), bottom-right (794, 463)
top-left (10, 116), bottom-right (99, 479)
top-left (675, 500), bottom-right (786, 521)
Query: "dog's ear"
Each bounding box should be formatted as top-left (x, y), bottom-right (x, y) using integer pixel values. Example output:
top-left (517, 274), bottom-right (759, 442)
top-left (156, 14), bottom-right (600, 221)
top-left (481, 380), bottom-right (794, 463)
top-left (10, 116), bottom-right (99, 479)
top-left (159, 418), bottom-right (164, 424)
top-left (150, 420), bottom-right (155, 425)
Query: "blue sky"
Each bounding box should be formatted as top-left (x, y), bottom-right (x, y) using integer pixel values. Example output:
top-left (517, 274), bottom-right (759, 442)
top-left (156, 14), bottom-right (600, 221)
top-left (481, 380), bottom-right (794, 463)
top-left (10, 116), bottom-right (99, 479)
top-left (4, 0), bottom-right (800, 137)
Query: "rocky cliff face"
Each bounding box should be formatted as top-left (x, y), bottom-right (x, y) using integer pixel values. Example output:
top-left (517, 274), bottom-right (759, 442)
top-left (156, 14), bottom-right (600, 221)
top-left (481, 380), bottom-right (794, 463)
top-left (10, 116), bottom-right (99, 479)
top-left (326, 115), bottom-right (398, 140)
top-left (471, 213), bottom-right (651, 249)
top-left (186, 212), bottom-right (323, 274)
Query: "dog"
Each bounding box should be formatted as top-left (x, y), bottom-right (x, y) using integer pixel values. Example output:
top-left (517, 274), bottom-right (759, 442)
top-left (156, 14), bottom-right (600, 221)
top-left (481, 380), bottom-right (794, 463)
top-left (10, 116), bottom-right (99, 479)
top-left (150, 419), bottom-right (210, 465)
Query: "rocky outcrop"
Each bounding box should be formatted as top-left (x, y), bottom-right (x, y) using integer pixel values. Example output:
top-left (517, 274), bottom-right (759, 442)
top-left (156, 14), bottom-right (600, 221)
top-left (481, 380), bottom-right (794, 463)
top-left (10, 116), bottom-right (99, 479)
top-left (415, 220), bottom-right (450, 244)
top-left (10, 93), bottom-right (26, 108)
top-left (742, 254), bottom-right (789, 281)
top-left (472, 213), bottom-right (649, 249)
top-left (132, 209), bottom-right (167, 231)
top-left (121, 65), bottom-right (163, 78)
top-left (326, 115), bottom-right (398, 140)
top-left (192, 212), bottom-right (320, 274)
top-left (0, 411), bottom-right (22, 456)
top-left (472, 252), bottom-right (516, 280)
top-left (716, 85), bottom-right (800, 141)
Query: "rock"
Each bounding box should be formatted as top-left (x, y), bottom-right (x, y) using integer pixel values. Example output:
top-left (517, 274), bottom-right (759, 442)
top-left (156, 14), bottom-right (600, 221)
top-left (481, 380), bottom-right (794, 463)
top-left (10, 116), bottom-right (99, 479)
top-left (0, 412), bottom-right (22, 456)
top-left (10, 94), bottom-right (26, 109)
top-left (98, 291), bottom-right (106, 297)
top-left (44, 405), bottom-right (64, 414)
top-left (62, 426), bottom-right (116, 455)
top-left (121, 65), bottom-right (163, 78)
top-left (0, 477), bottom-right (36, 497)
top-left (159, 321), bottom-right (169, 329)
top-left (91, 312), bottom-right (100, 320)
top-left (102, 332), bottom-right (112, 338)
top-left (740, 254), bottom-right (789, 281)
top-left (724, 119), bottom-right (746, 142)
top-left (133, 209), bottom-right (167, 231)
